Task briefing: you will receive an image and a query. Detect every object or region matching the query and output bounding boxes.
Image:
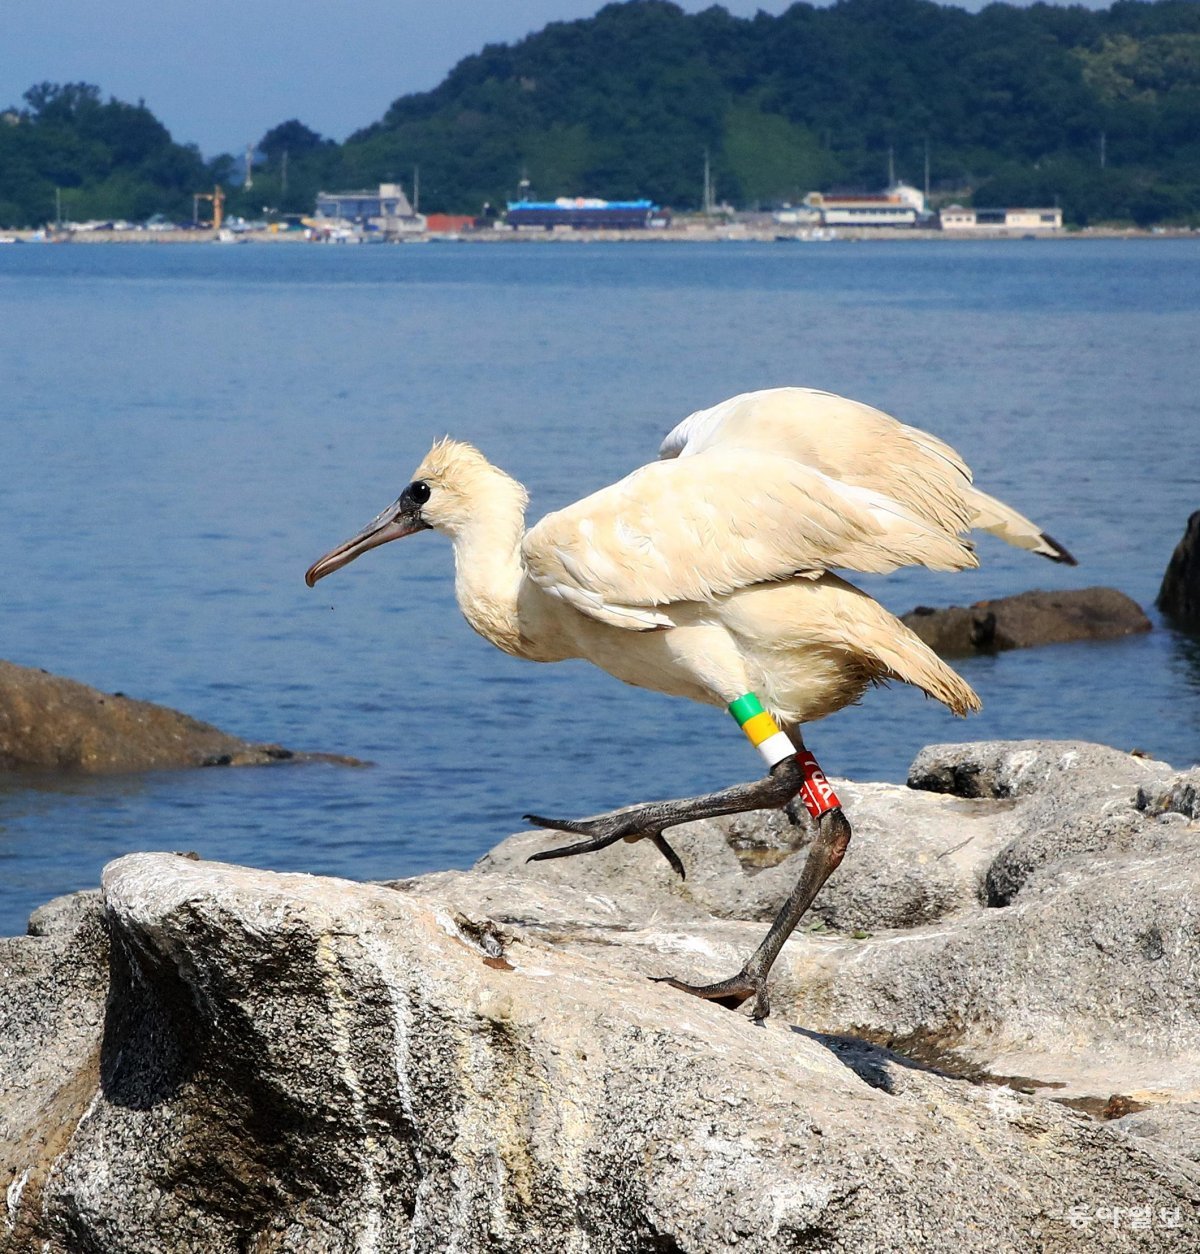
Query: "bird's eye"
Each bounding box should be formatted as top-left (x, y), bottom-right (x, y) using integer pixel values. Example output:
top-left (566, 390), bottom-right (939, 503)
top-left (408, 480), bottom-right (431, 505)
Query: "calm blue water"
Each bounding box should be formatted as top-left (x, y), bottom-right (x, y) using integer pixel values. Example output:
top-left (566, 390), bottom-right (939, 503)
top-left (2, 239), bottom-right (1198, 935)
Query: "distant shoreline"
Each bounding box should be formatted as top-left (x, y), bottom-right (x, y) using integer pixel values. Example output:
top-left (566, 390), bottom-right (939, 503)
top-left (3, 225), bottom-right (1194, 246)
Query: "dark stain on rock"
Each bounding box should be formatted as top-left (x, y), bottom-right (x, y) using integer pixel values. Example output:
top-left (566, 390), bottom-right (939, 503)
top-left (1057, 1093), bottom-right (1151, 1121)
top-left (452, 913), bottom-right (508, 960)
top-left (1139, 925), bottom-right (1166, 961)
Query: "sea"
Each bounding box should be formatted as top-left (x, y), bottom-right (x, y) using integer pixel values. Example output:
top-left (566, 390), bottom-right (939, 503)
top-left (1, 237), bottom-right (1198, 936)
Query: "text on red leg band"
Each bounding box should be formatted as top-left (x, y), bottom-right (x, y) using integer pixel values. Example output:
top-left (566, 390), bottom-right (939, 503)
top-left (797, 749), bottom-right (841, 817)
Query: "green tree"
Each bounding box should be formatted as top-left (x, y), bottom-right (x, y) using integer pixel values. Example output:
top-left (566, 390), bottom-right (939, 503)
top-left (0, 81), bottom-right (214, 225)
top-left (6, 2), bottom-right (1200, 229)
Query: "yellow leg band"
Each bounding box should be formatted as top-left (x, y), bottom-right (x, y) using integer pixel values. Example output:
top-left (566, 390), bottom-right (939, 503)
top-left (729, 693), bottom-right (796, 768)
top-left (740, 711), bottom-right (780, 747)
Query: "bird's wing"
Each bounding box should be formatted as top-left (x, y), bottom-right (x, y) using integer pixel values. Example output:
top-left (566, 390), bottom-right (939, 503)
top-left (522, 447), bottom-right (976, 631)
top-left (962, 484), bottom-right (1077, 564)
top-left (661, 387), bottom-right (1076, 563)
top-left (786, 575), bottom-right (982, 717)
top-left (660, 387), bottom-right (978, 538)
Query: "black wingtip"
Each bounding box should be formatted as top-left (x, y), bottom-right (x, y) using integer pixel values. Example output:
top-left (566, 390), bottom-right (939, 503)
top-left (1039, 532), bottom-right (1078, 566)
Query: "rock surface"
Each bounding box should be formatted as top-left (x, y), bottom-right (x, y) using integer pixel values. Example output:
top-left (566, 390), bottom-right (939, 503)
top-left (0, 892), bottom-right (109, 1252)
top-left (901, 587), bottom-right (1151, 655)
top-left (1157, 510), bottom-right (1200, 626)
top-left (0, 658), bottom-right (359, 773)
top-left (4, 740), bottom-right (1200, 1251)
top-left (418, 740), bottom-right (1200, 1106)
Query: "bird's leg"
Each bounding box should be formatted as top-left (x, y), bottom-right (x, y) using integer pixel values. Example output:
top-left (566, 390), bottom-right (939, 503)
top-left (527, 691), bottom-right (806, 873)
top-left (526, 757), bottom-right (806, 879)
top-left (527, 693), bottom-right (851, 1020)
top-left (654, 724), bottom-right (849, 1020)
top-left (527, 692), bottom-right (810, 874)
top-left (529, 738), bottom-right (849, 1019)
top-left (653, 799), bottom-right (851, 1020)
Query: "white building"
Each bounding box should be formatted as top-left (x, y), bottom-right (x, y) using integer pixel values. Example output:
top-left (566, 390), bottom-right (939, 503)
top-left (940, 205), bottom-right (1063, 232)
top-left (312, 183), bottom-right (425, 238)
top-left (803, 183), bottom-right (926, 227)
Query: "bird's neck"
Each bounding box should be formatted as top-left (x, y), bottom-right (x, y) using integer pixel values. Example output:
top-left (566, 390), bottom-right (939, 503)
top-left (449, 492), bottom-right (528, 657)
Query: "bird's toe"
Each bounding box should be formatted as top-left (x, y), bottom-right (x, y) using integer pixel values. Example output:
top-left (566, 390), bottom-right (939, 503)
top-left (649, 833), bottom-right (686, 879)
top-left (523, 809), bottom-right (654, 843)
top-left (523, 813), bottom-right (604, 836)
top-left (524, 819), bottom-right (632, 864)
top-left (523, 813), bottom-right (685, 877)
top-left (651, 970), bottom-right (769, 1020)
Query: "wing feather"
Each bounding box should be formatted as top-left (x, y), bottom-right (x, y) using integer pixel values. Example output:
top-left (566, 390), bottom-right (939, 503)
top-left (782, 577), bottom-right (982, 717)
top-left (660, 387), bottom-right (1072, 561)
top-left (660, 388), bottom-right (977, 536)
top-left (522, 387), bottom-right (1064, 634)
top-left (522, 448), bottom-right (976, 629)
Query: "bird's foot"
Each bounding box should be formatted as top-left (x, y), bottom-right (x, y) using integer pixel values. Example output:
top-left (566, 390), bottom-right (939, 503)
top-left (524, 758), bottom-right (806, 882)
top-left (652, 968), bottom-right (770, 1021)
top-left (525, 803), bottom-right (685, 877)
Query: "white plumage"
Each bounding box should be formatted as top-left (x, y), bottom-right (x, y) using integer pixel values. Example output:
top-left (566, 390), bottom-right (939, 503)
top-left (308, 387), bottom-right (1073, 730)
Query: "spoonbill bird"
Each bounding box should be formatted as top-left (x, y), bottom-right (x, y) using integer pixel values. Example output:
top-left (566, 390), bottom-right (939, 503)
top-left (306, 387), bottom-right (1074, 1019)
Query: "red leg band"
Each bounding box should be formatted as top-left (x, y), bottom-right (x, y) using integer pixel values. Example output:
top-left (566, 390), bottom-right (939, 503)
top-left (796, 749), bottom-right (841, 818)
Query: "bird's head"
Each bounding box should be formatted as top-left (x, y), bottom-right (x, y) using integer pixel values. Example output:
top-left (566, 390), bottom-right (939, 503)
top-left (304, 438), bottom-right (527, 586)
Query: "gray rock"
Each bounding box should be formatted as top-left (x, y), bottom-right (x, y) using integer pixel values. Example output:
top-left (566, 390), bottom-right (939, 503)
top-left (902, 586), bottom-right (1151, 656)
top-left (774, 839), bottom-right (1200, 1102)
top-left (907, 738), bottom-right (1171, 801)
top-left (0, 657), bottom-right (362, 774)
top-left (7, 739), bottom-right (1200, 1250)
top-left (0, 891), bottom-right (108, 1252)
top-left (412, 739), bottom-right (1200, 1104)
top-left (5, 853), bottom-right (1197, 1252)
top-left (1157, 510), bottom-right (1200, 626)
top-left (25, 889), bottom-right (103, 937)
top-left (1137, 768), bottom-right (1200, 821)
top-left (1116, 1103), bottom-right (1200, 1165)
top-left (908, 740), bottom-right (1181, 905)
top-left (463, 778), bottom-right (1013, 934)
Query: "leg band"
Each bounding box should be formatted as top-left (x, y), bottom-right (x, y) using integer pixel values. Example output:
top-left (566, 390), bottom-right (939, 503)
top-left (728, 693), bottom-right (796, 769)
top-left (797, 749), bottom-right (841, 818)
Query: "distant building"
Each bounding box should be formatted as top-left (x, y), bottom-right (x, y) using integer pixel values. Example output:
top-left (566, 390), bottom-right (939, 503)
top-left (803, 183), bottom-right (926, 227)
top-left (312, 183), bottom-right (424, 237)
top-left (505, 197), bottom-right (663, 230)
top-left (424, 213), bottom-right (477, 235)
top-left (940, 205), bottom-right (1063, 232)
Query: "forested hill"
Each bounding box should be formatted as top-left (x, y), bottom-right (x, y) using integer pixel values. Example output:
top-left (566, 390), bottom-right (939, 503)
top-left (0, 83), bottom-right (214, 228)
top-left (336, 0), bottom-right (1200, 225)
top-left (4, 0), bottom-right (1200, 228)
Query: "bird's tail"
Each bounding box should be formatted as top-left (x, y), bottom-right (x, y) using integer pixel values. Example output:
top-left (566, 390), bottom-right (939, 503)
top-left (806, 576), bottom-right (982, 717)
top-left (869, 615), bottom-right (982, 716)
top-left (965, 486), bottom-right (1077, 565)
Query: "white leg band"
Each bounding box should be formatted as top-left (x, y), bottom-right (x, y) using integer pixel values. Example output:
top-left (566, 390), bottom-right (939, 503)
top-left (756, 730), bottom-right (796, 768)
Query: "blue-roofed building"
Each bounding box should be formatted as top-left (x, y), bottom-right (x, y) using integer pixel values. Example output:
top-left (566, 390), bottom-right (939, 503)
top-left (505, 197), bottom-right (664, 230)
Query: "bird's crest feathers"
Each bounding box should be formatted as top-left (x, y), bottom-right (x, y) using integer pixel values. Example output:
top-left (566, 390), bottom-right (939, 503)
top-left (411, 437), bottom-right (529, 533)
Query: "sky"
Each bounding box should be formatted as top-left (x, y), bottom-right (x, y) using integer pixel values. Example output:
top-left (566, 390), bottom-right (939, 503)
top-left (4, 0), bottom-right (1113, 158)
